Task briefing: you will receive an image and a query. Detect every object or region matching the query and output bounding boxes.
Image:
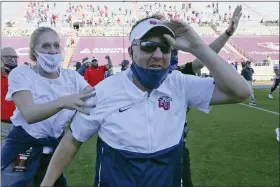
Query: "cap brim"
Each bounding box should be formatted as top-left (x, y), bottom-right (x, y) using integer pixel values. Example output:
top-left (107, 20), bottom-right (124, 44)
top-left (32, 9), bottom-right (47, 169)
top-left (138, 25), bottom-right (174, 40)
top-left (129, 18), bottom-right (175, 45)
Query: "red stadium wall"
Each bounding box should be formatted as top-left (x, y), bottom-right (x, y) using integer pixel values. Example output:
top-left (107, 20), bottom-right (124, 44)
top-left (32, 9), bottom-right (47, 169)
top-left (230, 36), bottom-right (279, 61)
top-left (2, 36), bottom-right (279, 67)
top-left (72, 36), bottom-right (237, 66)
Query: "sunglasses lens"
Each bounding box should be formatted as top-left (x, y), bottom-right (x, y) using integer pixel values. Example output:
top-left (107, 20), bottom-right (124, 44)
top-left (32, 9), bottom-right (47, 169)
top-left (160, 46), bottom-right (170, 54)
top-left (140, 45), bottom-right (157, 53)
top-left (140, 41), bottom-right (170, 54)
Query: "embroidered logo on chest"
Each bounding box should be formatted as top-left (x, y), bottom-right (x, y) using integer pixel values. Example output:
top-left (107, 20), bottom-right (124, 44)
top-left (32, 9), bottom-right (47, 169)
top-left (158, 96), bottom-right (172, 111)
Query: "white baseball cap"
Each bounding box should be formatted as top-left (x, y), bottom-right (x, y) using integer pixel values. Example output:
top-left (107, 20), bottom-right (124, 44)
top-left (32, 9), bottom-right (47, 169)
top-left (129, 18), bottom-right (175, 46)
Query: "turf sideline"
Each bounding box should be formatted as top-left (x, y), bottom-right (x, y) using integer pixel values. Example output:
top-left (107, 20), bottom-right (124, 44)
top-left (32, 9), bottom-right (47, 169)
top-left (239, 103), bottom-right (279, 115)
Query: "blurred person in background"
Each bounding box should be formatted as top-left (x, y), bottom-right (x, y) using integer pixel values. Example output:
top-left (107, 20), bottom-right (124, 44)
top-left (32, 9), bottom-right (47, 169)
top-left (1, 47), bottom-right (18, 142)
top-left (276, 128), bottom-right (279, 142)
top-left (24, 62), bottom-right (32, 67)
top-left (105, 68), bottom-right (114, 78)
top-left (241, 61), bottom-right (256, 105)
top-left (234, 61), bottom-right (238, 71)
top-left (1, 27), bottom-right (95, 187)
top-left (271, 64), bottom-right (280, 141)
top-left (75, 61), bottom-right (81, 71)
top-left (268, 63), bottom-right (279, 99)
top-left (120, 59), bottom-right (130, 71)
top-left (84, 55), bottom-right (112, 87)
top-left (77, 57), bottom-right (90, 76)
top-left (265, 55), bottom-right (272, 66)
top-left (169, 49), bottom-right (179, 72)
top-left (240, 58), bottom-right (246, 64)
top-left (241, 61), bottom-right (246, 69)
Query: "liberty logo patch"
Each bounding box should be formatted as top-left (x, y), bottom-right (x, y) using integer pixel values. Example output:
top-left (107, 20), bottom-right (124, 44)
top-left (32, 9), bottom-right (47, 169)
top-left (158, 96), bottom-right (172, 111)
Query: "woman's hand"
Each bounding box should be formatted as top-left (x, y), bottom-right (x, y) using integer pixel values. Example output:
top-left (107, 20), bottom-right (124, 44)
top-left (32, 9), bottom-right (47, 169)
top-left (58, 86), bottom-right (96, 115)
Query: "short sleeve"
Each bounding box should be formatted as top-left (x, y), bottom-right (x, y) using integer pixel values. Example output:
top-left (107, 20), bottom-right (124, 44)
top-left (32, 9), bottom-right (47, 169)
top-left (172, 71), bottom-right (215, 113)
top-left (70, 89), bottom-right (104, 142)
top-left (184, 75), bottom-right (215, 113)
top-left (6, 68), bottom-right (32, 101)
top-left (74, 71), bottom-right (89, 92)
top-left (70, 110), bottom-right (100, 142)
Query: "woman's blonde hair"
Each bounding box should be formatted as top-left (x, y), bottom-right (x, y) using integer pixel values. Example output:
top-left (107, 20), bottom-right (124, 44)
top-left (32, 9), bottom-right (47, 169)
top-left (29, 27), bottom-right (58, 62)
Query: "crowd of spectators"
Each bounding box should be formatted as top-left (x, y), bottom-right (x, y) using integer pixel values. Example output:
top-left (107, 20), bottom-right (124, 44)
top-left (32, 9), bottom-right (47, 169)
top-left (2, 1), bottom-right (279, 37)
top-left (2, 23), bottom-right (278, 37)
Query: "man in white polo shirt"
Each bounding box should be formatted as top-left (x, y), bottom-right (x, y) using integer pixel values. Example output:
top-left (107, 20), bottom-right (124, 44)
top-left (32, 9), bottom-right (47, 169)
top-left (41, 15), bottom-right (250, 187)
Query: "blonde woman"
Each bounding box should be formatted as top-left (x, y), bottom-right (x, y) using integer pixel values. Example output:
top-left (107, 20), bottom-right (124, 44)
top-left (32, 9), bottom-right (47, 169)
top-left (1, 27), bottom-right (96, 187)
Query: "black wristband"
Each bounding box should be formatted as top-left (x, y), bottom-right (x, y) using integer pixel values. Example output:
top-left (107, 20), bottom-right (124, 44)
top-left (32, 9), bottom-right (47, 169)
top-left (225, 30), bottom-right (233, 36)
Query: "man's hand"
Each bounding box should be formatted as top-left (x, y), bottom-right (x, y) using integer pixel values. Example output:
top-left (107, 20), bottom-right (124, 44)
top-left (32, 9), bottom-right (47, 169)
top-left (105, 55), bottom-right (112, 69)
top-left (163, 19), bottom-right (206, 54)
top-left (226, 5), bottom-right (242, 35)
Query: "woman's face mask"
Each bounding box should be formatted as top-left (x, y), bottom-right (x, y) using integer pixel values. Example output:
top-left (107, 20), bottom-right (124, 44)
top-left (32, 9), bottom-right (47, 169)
top-left (35, 50), bottom-right (62, 73)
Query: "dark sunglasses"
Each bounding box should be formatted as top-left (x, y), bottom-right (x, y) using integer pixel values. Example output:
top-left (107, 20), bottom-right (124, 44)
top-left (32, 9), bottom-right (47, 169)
top-left (132, 40), bottom-right (171, 54)
top-left (2, 56), bottom-right (19, 60)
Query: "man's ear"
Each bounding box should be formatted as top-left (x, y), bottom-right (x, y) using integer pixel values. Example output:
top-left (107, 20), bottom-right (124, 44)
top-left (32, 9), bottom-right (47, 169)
top-left (1, 59), bottom-right (6, 73)
top-left (0, 59), bottom-right (4, 68)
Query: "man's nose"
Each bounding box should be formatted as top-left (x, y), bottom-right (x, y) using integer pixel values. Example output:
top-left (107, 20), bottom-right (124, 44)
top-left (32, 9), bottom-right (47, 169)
top-left (152, 47), bottom-right (163, 60)
top-left (10, 58), bottom-right (17, 64)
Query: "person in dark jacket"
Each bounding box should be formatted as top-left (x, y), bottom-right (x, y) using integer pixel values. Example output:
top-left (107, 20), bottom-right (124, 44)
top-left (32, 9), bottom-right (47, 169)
top-left (241, 61), bottom-right (256, 105)
top-left (120, 60), bottom-right (130, 71)
top-left (77, 57), bottom-right (90, 76)
top-left (75, 61), bottom-right (81, 71)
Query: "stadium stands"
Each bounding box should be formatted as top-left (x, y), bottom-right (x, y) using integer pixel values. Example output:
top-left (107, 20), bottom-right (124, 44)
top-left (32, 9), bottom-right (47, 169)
top-left (1, 1), bottom-right (278, 37)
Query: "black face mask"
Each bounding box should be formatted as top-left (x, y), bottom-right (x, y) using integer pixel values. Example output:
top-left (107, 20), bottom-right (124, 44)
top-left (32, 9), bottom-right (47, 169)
top-left (4, 64), bottom-right (17, 74)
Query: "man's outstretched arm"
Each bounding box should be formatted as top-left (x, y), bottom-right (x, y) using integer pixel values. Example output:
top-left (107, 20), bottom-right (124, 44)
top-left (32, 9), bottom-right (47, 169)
top-left (191, 6), bottom-right (242, 73)
top-left (164, 5), bottom-right (249, 105)
top-left (105, 55), bottom-right (113, 70)
top-left (41, 130), bottom-right (82, 186)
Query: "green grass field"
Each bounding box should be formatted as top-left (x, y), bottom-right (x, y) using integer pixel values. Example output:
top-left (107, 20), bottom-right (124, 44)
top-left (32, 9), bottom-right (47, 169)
top-left (64, 88), bottom-right (279, 186)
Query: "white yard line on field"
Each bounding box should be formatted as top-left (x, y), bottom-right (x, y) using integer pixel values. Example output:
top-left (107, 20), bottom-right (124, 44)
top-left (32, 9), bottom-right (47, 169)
top-left (239, 103), bottom-right (279, 115)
